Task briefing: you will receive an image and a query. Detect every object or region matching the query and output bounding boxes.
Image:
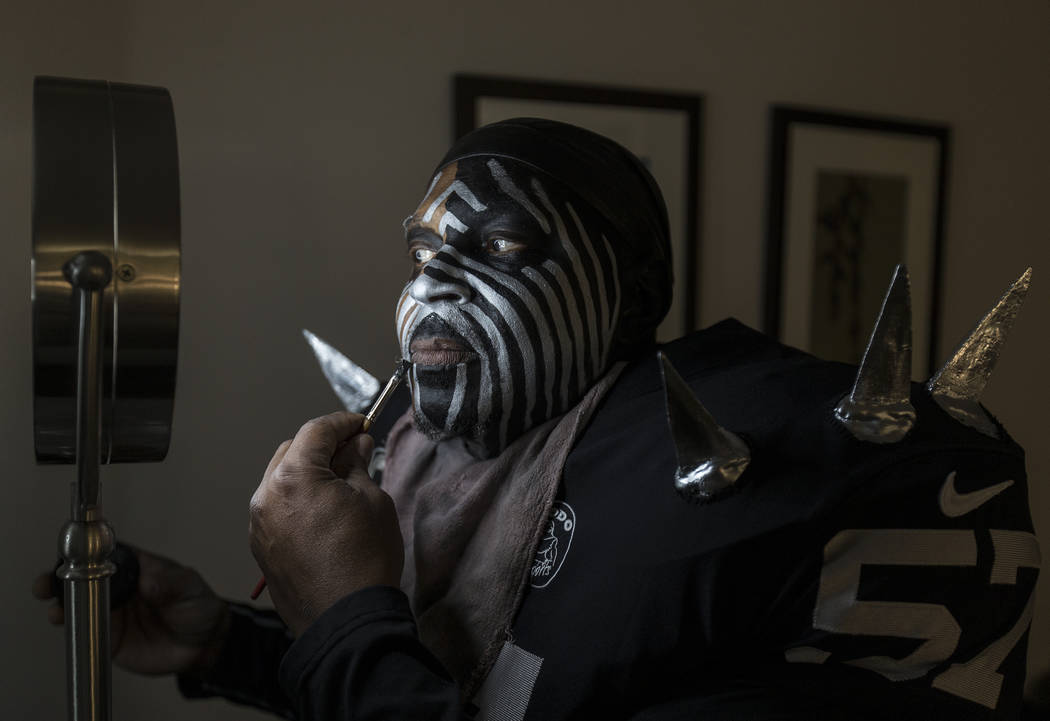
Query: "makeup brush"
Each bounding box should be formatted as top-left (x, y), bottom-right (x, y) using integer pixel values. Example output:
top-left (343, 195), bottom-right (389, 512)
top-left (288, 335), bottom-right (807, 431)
top-left (361, 359), bottom-right (410, 432)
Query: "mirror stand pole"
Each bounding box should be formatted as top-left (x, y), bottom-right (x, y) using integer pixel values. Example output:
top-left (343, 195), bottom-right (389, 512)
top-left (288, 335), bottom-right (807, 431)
top-left (56, 251), bottom-right (116, 721)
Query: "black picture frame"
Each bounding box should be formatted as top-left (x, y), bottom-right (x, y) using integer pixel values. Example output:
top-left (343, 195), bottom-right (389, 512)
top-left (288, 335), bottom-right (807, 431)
top-left (454, 74), bottom-right (704, 340)
top-left (764, 105), bottom-right (950, 376)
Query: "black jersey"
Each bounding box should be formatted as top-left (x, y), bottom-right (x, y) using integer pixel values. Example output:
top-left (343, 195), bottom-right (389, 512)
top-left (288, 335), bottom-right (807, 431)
top-left (183, 320), bottom-right (1039, 720)
top-left (499, 319), bottom-right (1038, 719)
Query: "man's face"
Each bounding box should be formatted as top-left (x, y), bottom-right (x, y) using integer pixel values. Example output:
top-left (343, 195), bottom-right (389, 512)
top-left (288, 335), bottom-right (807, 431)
top-left (397, 156), bottom-right (622, 456)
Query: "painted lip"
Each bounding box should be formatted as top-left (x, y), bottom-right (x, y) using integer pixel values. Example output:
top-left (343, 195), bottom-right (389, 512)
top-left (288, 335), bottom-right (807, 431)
top-left (409, 314), bottom-right (478, 366)
top-left (409, 337), bottom-right (478, 366)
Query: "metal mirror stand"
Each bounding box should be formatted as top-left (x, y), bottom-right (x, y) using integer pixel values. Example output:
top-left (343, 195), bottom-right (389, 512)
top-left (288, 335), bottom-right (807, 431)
top-left (59, 251), bottom-right (117, 720)
top-left (33, 77), bottom-right (181, 721)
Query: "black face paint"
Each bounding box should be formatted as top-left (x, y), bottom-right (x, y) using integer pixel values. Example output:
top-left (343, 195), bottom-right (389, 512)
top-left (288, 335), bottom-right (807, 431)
top-left (397, 156), bottom-right (622, 456)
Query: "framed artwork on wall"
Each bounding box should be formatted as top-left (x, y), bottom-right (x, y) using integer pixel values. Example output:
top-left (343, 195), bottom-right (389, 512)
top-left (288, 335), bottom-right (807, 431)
top-left (764, 106), bottom-right (950, 377)
top-left (454, 74), bottom-right (703, 342)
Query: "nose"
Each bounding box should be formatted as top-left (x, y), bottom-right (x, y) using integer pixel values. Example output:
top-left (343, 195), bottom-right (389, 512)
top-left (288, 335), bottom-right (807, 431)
top-left (409, 263), bottom-right (472, 305)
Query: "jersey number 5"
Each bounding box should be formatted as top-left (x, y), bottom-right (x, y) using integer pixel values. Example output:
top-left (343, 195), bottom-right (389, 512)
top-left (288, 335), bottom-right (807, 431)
top-left (800, 528), bottom-right (1039, 710)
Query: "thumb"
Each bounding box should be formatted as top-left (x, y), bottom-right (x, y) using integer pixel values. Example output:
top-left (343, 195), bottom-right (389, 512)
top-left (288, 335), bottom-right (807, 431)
top-left (354, 433), bottom-right (375, 460)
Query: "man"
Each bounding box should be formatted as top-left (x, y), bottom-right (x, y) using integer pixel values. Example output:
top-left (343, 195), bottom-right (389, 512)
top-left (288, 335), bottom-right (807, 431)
top-left (36, 119), bottom-right (1038, 720)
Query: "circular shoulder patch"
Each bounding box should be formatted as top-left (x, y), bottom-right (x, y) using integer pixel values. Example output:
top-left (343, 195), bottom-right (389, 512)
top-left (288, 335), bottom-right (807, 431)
top-left (530, 501), bottom-right (575, 589)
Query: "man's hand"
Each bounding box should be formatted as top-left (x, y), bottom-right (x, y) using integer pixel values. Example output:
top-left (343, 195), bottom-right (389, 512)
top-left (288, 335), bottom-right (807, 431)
top-left (32, 547), bottom-right (231, 676)
top-left (250, 411), bottom-right (404, 636)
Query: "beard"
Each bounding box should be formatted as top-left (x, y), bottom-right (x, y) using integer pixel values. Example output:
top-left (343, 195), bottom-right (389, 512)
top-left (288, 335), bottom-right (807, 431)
top-left (409, 356), bottom-right (497, 456)
top-left (412, 407), bottom-right (491, 449)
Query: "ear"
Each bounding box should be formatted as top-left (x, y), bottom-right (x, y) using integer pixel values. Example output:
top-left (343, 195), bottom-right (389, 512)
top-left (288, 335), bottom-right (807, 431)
top-left (612, 258), bottom-right (669, 351)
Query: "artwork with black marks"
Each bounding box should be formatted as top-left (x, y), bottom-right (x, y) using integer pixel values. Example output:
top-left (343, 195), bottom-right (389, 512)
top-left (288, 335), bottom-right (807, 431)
top-left (809, 171), bottom-right (908, 365)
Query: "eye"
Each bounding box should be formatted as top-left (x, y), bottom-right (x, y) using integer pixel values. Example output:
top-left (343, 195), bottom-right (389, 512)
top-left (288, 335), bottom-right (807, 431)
top-left (412, 247), bottom-right (437, 265)
top-left (486, 236), bottom-right (526, 254)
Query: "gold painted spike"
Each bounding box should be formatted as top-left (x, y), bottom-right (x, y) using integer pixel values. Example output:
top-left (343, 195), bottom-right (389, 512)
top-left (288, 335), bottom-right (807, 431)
top-left (302, 329), bottom-right (382, 413)
top-left (926, 268), bottom-right (1032, 438)
top-left (834, 264), bottom-right (916, 443)
top-left (658, 352), bottom-right (750, 503)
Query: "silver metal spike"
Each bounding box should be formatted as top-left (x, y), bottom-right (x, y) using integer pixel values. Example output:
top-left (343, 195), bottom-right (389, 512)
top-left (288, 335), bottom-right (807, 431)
top-left (658, 352), bottom-right (750, 503)
top-left (926, 268), bottom-right (1032, 438)
top-left (302, 329), bottom-right (382, 413)
top-left (834, 264), bottom-right (916, 443)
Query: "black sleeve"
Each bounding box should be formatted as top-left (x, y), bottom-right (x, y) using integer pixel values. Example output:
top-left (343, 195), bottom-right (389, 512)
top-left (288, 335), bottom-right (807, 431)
top-left (278, 585), bottom-right (469, 721)
top-left (177, 602), bottom-right (296, 718)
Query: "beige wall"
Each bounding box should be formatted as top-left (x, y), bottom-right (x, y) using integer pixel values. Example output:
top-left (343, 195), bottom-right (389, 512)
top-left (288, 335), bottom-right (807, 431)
top-left (3, 1), bottom-right (1048, 716)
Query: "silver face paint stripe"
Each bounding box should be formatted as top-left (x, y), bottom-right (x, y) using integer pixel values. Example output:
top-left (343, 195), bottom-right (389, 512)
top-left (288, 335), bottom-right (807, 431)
top-left (422, 180), bottom-right (488, 222)
top-left (486, 159), bottom-right (551, 234)
top-left (396, 289), bottom-right (412, 349)
top-left (422, 172), bottom-right (440, 203)
top-left (599, 234), bottom-right (621, 337)
top-left (461, 302), bottom-right (513, 449)
top-left (397, 291), bottom-right (422, 353)
top-left (566, 202), bottom-right (612, 370)
top-left (438, 211), bottom-right (468, 236)
top-left (447, 363), bottom-right (467, 427)
top-left (397, 281), bottom-right (411, 315)
top-left (433, 248), bottom-right (546, 425)
top-left (533, 181), bottom-right (600, 393)
top-left (402, 305), bottom-right (420, 351)
top-left (397, 286), bottom-right (412, 325)
top-left (521, 266), bottom-right (574, 410)
top-left (410, 363), bottom-right (421, 418)
top-left (530, 197), bottom-right (587, 394)
top-left (540, 258), bottom-right (589, 397)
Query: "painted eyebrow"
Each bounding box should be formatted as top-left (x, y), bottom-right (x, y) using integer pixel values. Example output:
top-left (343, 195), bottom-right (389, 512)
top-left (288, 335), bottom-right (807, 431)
top-left (405, 226), bottom-right (442, 244)
top-left (422, 179), bottom-right (487, 221)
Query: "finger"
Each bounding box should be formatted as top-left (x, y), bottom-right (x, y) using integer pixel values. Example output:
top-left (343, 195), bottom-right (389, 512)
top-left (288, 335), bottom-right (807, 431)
top-left (126, 543), bottom-right (182, 571)
top-left (253, 439), bottom-right (295, 513)
top-left (32, 572), bottom-right (56, 600)
top-left (331, 433), bottom-right (374, 479)
top-left (137, 556), bottom-right (201, 603)
top-left (284, 412), bottom-right (366, 470)
top-left (134, 546), bottom-right (179, 579)
top-left (134, 546), bottom-right (199, 602)
top-left (264, 439), bottom-right (293, 479)
top-left (47, 603), bottom-right (65, 626)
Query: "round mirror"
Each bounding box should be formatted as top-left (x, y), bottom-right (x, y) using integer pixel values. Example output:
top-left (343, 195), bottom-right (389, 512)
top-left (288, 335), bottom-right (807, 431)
top-left (32, 77), bottom-right (180, 464)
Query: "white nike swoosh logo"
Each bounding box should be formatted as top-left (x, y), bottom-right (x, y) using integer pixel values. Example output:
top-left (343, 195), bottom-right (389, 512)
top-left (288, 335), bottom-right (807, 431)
top-left (939, 471), bottom-right (1014, 517)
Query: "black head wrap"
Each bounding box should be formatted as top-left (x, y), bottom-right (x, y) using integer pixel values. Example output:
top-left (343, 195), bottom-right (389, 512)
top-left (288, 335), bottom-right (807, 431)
top-left (436, 118), bottom-right (674, 337)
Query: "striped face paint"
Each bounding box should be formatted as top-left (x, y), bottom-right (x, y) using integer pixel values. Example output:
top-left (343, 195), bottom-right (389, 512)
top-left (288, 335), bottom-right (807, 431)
top-left (397, 157), bottom-right (622, 457)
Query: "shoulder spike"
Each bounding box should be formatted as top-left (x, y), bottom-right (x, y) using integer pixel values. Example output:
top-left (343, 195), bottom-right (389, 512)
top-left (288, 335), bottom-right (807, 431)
top-left (834, 264), bottom-right (916, 443)
top-left (658, 352), bottom-right (750, 503)
top-left (302, 329), bottom-right (382, 413)
top-left (926, 268), bottom-right (1032, 437)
